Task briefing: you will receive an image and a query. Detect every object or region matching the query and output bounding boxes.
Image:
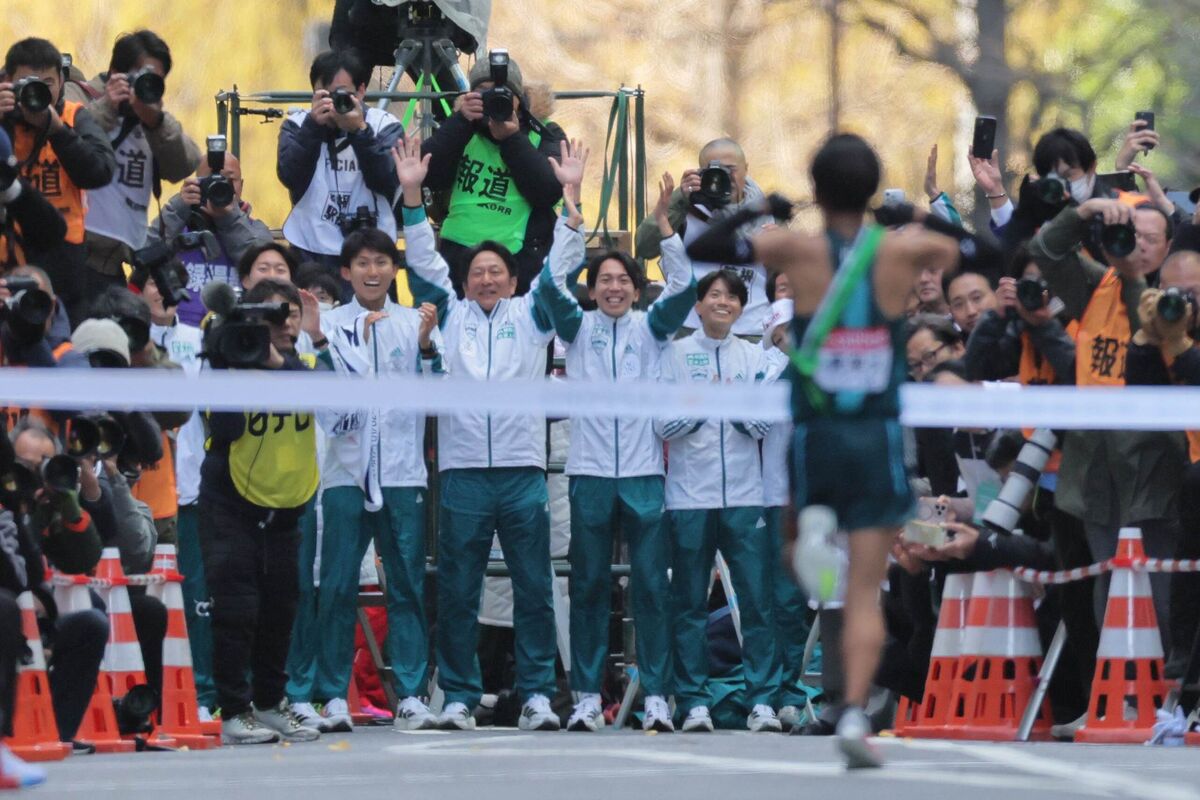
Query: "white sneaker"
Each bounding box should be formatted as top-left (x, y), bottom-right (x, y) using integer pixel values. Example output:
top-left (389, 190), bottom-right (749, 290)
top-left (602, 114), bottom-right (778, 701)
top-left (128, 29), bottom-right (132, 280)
top-left (394, 697), bottom-right (438, 731)
top-left (567, 694), bottom-right (603, 732)
top-left (221, 710), bottom-right (280, 745)
top-left (835, 706), bottom-right (882, 769)
top-left (643, 695), bottom-right (674, 733)
top-left (252, 699), bottom-right (321, 742)
top-left (518, 694), bottom-right (561, 731)
top-left (438, 702), bottom-right (476, 731)
top-left (681, 706), bottom-right (714, 732)
top-left (290, 701), bottom-right (324, 730)
top-left (778, 705), bottom-right (802, 731)
top-left (320, 698), bottom-right (354, 733)
top-left (0, 743), bottom-right (46, 787)
top-left (747, 704), bottom-right (783, 733)
top-left (197, 706), bottom-right (214, 723)
top-left (1050, 712), bottom-right (1087, 741)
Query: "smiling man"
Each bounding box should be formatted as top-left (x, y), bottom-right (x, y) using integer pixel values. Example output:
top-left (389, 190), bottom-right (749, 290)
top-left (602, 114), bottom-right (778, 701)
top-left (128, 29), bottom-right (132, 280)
top-left (534, 170), bottom-right (695, 732)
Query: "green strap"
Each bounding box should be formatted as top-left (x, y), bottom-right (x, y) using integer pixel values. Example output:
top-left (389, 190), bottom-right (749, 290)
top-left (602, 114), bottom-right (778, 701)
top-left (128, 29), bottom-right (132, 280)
top-left (400, 73), bottom-right (424, 130)
top-left (589, 92), bottom-right (628, 247)
top-left (789, 224), bottom-right (886, 412)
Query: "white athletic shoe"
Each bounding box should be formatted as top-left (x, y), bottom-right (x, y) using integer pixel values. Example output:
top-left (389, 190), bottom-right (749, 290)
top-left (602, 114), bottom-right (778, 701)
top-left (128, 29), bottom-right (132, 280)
top-left (778, 705), bottom-right (802, 732)
top-left (394, 697), bottom-right (438, 731)
top-left (747, 704), bottom-right (783, 733)
top-left (835, 706), bottom-right (882, 769)
top-left (0, 743), bottom-right (46, 787)
top-left (221, 711), bottom-right (280, 745)
top-left (567, 694), bottom-right (604, 732)
top-left (252, 699), bottom-right (321, 742)
top-left (681, 706), bottom-right (714, 733)
top-left (438, 702), bottom-right (477, 731)
top-left (320, 697), bottom-right (354, 733)
top-left (290, 702), bottom-right (324, 730)
top-left (643, 695), bottom-right (674, 733)
top-left (1050, 712), bottom-right (1087, 741)
top-left (518, 694), bottom-right (561, 731)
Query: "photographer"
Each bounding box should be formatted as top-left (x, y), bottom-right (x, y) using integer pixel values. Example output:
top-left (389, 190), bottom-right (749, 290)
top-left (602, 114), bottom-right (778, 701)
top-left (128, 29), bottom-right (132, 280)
top-left (0, 128), bottom-right (67, 268)
top-left (420, 51), bottom-right (565, 295)
top-left (73, 30), bottom-right (202, 293)
top-left (1, 38), bottom-right (116, 323)
top-left (148, 146), bottom-right (272, 326)
top-left (1030, 196), bottom-right (1185, 647)
top-left (1125, 243), bottom-right (1200, 676)
top-left (965, 246), bottom-right (1077, 384)
top-left (0, 268), bottom-right (70, 369)
top-left (279, 50), bottom-right (401, 284)
top-left (198, 278), bottom-right (323, 745)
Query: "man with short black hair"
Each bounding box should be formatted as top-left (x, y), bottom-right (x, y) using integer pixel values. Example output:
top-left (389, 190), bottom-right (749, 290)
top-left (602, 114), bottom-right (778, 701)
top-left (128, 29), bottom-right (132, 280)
top-left (279, 50), bottom-right (402, 285)
top-left (1, 37), bottom-right (116, 322)
top-left (945, 271), bottom-right (997, 335)
top-left (72, 30), bottom-right (201, 293)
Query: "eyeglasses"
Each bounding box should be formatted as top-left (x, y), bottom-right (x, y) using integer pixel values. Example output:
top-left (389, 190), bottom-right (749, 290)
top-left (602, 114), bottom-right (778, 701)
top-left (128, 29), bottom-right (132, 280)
top-left (907, 342), bottom-right (947, 375)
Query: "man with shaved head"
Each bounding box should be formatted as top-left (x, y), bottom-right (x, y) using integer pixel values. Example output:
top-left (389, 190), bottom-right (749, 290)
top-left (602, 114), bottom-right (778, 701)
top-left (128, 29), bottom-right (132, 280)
top-left (636, 137), bottom-right (774, 336)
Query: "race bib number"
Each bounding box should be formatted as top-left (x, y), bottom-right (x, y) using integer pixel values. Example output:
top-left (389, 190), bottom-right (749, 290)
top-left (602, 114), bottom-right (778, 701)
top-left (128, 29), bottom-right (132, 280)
top-left (814, 327), bottom-right (892, 393)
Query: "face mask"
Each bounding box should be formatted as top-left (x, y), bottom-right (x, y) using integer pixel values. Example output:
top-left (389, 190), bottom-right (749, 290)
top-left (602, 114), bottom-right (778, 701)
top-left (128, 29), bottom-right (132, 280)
top-left (1069, 173), bottom-right (1094, 205)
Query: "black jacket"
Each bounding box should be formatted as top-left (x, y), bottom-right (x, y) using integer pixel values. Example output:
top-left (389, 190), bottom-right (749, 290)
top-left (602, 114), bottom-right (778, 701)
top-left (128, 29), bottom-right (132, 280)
top-left (964, 310), bottom-right (1077, 384)
top-left (3, 104), bottom-right (116, 191)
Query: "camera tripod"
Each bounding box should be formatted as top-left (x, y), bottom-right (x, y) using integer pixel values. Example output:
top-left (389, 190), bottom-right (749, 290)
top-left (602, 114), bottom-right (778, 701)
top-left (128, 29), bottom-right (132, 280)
top-left (377, 2), bottom-right (470, 139)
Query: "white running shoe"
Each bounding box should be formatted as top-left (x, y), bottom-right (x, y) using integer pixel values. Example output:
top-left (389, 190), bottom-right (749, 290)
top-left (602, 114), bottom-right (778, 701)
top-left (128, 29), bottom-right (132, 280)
top-left (1049, 712), bottom-right (1087, 741)
top-left (438, 702), bottom-right (477, 731)
top-left (778, 705), bottom-right (802, 732)
top-left (518, 694), bottom-right (561, 731)
top-left (290, 701), bottom-right (324, 730)
top-left (221, 711), bottom-right (280, 745)
top-left (835, 706), bottom-right (882, 769)
top-left (253, 699), bottom-right (321, 742)
top-left (567, 694), bottom-right (604, 732)
top-left (0, 743), bottom-right (46, 787)
top-left (394, 697), bottom-right (438, 731)
top-left (643, 695), bottom-right (674, 733)
top-left (681, 706), bottom-right (714, 733)
top-left (197, 705), bottom-right (215, 723)
top-left (747, 704), bottom-right (783, 733)
top-left (320, 697), bottom-right (354, 733)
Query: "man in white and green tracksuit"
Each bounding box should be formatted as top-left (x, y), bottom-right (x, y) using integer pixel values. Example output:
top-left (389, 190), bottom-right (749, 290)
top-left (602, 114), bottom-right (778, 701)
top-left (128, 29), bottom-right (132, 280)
top-left (534, 175), bottom-right (696, 732)
top-left (397, 136), bottom-right (577, 731)
top-left (310, 227), bottom-right (443, 732)
top-left (657, 269), bottom-right (782, 733)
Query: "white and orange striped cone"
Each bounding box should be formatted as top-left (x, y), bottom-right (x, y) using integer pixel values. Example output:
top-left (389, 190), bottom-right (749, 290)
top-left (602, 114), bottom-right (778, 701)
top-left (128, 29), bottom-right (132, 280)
top-left (942, 570), bottom-right (1052, 740)
top-left (896, 573), bottom-right (972, 737)
top-left (93, 548), bottom-right (178, 749)
top-left (1078, 528), bottom-right (1168, 743)
top-left (52, 572), bottom-right (93, 615)
top-left (4, 592), bottom-right (71, 762)
top-left (147, 545), bottom-right (218, 749)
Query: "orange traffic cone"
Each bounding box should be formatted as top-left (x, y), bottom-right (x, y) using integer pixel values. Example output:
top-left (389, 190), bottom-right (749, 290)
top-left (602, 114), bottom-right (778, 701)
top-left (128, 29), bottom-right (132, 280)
top-left (942, 570), bottom-right (1052, 740)
top-left (1077, 528), bottom-right (1168, 743)
top-left (4, 592), bottom-right (71, 761)
top-left (94, 548), bottom-right (178, 750)
top-left (147, 546), bottom-right (219, 749)
top-left (52, 573), bottom-right (92, 614)
top-left (896, 573), bottom-right (972, 737)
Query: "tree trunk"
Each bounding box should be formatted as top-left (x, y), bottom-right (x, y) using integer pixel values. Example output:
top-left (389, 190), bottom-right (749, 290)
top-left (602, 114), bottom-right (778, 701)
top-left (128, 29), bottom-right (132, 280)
top-left (966, 0), bottom-right (1013, 235)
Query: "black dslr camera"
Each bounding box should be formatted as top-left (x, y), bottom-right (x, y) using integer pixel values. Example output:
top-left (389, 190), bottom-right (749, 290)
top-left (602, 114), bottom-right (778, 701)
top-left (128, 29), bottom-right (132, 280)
top-left (337, 204), bottom-right (378, 236)
top-left (330, 87), bottom-right (358, 115)
top-left (1031, 174), bottom-right (1068, 207)
top-left (10, 77), bottom-right (52, 115)
top-left (198, 135), bottom-right (235, 209)
top-left (0, 276), bottom-right (53, 347)
top-left (1016, 277), bottom-right (1050, 311)
top-left (201, 282), bottom-right (291, 370)
top-left (125, 66), bottom-right (164, 104)
top-left (694, 161), bottom-right (734, 209)
top-left (131, 231), bottom-right (216, 309)
top-left (1158, 287), bottom-right (1197, 325)
top-left (480, 49), bottom-right (514, 123)
top-left (1092, 217), bottom-right (1136, 258)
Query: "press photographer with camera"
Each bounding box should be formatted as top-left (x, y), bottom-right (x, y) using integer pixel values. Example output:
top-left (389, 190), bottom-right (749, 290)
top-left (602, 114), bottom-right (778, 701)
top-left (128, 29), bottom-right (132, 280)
top-left (71, 30), bottom-right (202, 294)
top-left (1030, 194), bottom-right (1184, 649)
top-left (148, 136), bottom-right (272, 326)
top-left (197, 278), bottom-right (324, 745)
top-left (0, 128), bottom-right (68, 269)
top-left (420, 49), bottom-right (566, 295)
top-left (1, 37), bottom-right (116, 323)
top-left (0, 271), bottom-right (66, 369)
top-left (279, 49), bottom-right (402, 287)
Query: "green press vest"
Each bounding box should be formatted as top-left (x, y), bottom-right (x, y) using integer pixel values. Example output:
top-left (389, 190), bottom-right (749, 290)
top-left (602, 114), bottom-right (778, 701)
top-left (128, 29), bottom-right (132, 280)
top-left (440, 129), bottom-right (541, 253)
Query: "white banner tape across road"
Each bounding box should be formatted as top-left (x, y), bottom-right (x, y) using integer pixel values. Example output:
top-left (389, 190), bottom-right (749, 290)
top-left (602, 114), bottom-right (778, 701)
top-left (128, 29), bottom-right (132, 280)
top-left (0, 367), bottom-right (794, 421)
top-left (1, 369), bottom-right (1197, 429)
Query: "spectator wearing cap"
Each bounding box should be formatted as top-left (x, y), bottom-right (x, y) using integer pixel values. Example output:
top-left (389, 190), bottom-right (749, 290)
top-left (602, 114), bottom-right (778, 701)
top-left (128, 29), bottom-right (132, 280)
top-left (419, 52), bottom-right (566, 296)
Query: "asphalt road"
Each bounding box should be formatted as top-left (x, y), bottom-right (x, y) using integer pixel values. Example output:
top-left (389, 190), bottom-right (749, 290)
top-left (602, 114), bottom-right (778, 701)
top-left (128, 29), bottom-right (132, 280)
top-left (33, 726), bottom-right (1200, 800)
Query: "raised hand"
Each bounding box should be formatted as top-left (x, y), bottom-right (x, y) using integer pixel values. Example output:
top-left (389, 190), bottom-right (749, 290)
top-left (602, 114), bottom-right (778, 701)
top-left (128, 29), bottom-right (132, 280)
top-left (1127, 163), bottom-right (1175, 216)
top-left (653, 172), bottom-right (676, 235)
top-left (548, 138), bottom-right (590, 190)
top-left (417, 302), bottom-right (437, 348)
top-left (1116, 119), bottom-right (1160, 171)
top-left (392, 135), bottom-right (431, 189)
top-left (968, 147), bottom-right (1004, 200)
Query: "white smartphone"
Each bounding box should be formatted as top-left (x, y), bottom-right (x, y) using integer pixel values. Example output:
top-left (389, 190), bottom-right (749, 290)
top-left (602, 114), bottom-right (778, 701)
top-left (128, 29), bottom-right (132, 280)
top-left (883, 188), bottom-right (906, 206)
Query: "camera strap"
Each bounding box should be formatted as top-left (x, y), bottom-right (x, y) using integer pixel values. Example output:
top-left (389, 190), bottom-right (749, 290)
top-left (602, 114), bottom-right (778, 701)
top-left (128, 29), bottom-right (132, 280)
top-left (789, 224), bottom-right (886, 413)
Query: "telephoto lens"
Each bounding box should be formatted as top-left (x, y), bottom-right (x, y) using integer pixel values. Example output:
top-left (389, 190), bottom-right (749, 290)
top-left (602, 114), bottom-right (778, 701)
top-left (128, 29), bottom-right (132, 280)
top-left (12, 77), bottom-right (51, 113)
top-left (1101, 221), bottom-right (1137, 258)
top-left (981, 428), bottom-right (1058, 534)
top-left (1157, 287), bottom-right (1195, 324)
top-left (1033, 174), bottom-right (1067, 206)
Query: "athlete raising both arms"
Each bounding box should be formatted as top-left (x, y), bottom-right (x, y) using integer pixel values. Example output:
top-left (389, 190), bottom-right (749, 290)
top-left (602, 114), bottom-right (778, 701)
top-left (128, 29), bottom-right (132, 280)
top-left (687, 132), bottom-right (999, 768)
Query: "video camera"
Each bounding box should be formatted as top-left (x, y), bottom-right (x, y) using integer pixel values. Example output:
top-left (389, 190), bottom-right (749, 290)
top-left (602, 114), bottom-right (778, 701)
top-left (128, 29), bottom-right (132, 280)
top-left (480, 49), bottom-right (514, 123)
top-left (131, 231), bottom-right (217, 310)
top-left (197, 135), bottom-right (235, 209)
top-left (200, 282), bottom-right (290, 369)
top-left (0, 276), bottom-right (54, 347)
top-left (694, 161), bottom-right (734, 209)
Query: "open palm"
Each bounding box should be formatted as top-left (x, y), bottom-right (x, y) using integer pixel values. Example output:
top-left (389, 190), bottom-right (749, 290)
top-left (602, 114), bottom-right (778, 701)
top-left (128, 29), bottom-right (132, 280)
top-left (549, 138), bottom-right (589, 187)
top-left (392, 136), bottom-right (430, 188)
